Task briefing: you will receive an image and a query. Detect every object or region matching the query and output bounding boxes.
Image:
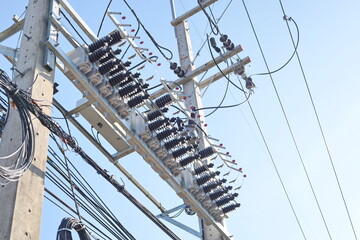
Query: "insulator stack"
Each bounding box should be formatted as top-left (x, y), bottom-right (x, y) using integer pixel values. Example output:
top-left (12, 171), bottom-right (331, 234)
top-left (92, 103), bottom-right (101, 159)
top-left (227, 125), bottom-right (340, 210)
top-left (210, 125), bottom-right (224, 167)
top-left (209, 189), bottom-right (228, 201)
top-left (164, 137), bottom-right (185, 150)
top-left (88, 36), bottom-right (110, 53)
top-left (108, 73), bottom-right (128, 87)
top-left (219, 34), bottom-right (234, 51)
top-left (109, 65), bottom-right (125, 76)
top-left (156, 128), bottom-right (177, 141)
top-left (148, 118), bottom-right (169, 132)
top-left (202, 181), bottom-right (222, 194)
top-left (179, 155), bottom-right (198, 167)
top-left (147, 109), bottom-right (168, 121)
top-left (196, 172), bottom-right (218, 186)
top-left (118, 78), bottom-right (135, 88)
top-left (198, 147), bottom-right (215, 159)
top-left (99, 53), bottom-right (115, 65)
top-left (215, 196), bottom-right (235, 207)
top-left (194, 163), bottom-right (214, 175)
top-left (155, 94), bottom-right (172, 108)
top-left (222, 203), bottom-right (241, 214)
top-left (99, 60), bottom-right (117, 75)
top-left (88, 47), bottom-right (110, 63)
top-left (171, 146), bottom-right (193, 159)
top-left (118, 83), bottom-right (140, 98)
top-left (127, 94), bottom-right (149, 108)
top-left (108, 31), bottom-right (122, 46)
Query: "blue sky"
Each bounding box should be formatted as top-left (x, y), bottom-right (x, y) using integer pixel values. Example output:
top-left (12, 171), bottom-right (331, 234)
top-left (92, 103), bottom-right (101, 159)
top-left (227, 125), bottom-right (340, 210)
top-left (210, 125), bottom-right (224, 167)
top-left (1, 0), bottom-right (360, 239)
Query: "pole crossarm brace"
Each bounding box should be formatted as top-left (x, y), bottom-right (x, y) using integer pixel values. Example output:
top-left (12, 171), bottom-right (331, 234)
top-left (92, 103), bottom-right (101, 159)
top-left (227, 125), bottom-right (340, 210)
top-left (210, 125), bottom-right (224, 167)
top-left (150, 44), bottom-right (244, 100)
top-left (0, 45), bottom-right (18, 59)
top-left (171, 0), bottom-right (219, 26)
top-left (46, 39), bottom-right (231, 239)
top-left (157, 204), bottom-right (202, 238)
top-left (0, 19), bottom-right (24, 43)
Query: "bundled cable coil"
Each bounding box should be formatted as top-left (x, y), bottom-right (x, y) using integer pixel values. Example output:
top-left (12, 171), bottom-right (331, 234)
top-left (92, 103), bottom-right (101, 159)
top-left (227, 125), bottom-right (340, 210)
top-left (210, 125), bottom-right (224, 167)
top-left (57, 217), bottom-right (91, 240)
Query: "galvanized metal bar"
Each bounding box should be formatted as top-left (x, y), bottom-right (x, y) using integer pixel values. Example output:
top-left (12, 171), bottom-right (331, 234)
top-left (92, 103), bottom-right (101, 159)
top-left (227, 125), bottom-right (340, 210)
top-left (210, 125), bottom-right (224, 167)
top-left (157, 204), bottom-right (186, 217)
top-left (0, 45), bottom-right (17, 58)
top-left (0, 19), bottom-right (24, 43)
top-left (171, 0), bottom-right (219, 26)
top-left (162, 216), bottom-right (202, 238)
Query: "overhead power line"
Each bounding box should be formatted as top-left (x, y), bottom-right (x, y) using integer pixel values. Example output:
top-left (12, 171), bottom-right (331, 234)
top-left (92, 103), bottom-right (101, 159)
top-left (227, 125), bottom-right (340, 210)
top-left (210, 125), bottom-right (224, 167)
top-left (241, 3), bottom-right (335, 239)
top-left (278, 1), bottom-right (358, 239)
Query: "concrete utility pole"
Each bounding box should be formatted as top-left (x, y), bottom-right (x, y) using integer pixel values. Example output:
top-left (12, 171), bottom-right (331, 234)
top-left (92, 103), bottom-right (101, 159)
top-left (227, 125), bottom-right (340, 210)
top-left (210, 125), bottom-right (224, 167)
top-left (170, 1), bottom-right (225, 239)
top-left (0, 0), bottom-right (58, 239)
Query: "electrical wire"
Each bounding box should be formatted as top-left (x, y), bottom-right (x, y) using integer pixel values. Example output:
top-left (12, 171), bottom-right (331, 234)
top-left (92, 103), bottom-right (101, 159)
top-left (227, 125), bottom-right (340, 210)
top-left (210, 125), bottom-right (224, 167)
top-left (278, 1), bottom-right (358, 239)
top-left (44, 191), bottom-right (111, 240)
top-left (249, 16), bottom-right (300, 78)
top-left (240, 1), bottom-right (309, 239)
top-left (121, 0), bottom-right (174, 60)
top-left (0, 69), bottom-right (179, 239)
top-left (46, 155), bottom-right (134, 240)
top-left (195, 92), bottom-right (251, 112)
top-left (243, 2), bottom-right (338, 239)
top-left (48, 146), bottom-right (120, 223)
top-left (53, 135), bottom-right (83, 223)
top-left (60, 10), bottom-right (89, 45)
top-left (97, 0), bottom-right (113, 37)
top-left (197, 0), bottom-right (219, 35)
top-left (0, 70), bottom-right (35, 183)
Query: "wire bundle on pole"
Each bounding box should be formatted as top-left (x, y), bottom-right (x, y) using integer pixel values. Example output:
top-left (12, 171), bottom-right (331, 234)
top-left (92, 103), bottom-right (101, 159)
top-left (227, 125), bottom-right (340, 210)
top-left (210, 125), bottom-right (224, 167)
top-left (0, 70), bottom-right (35, 183)
top-left (0, 69), bottom-right (180, 240)
top-left (57, 217), bottom-right (91, 240)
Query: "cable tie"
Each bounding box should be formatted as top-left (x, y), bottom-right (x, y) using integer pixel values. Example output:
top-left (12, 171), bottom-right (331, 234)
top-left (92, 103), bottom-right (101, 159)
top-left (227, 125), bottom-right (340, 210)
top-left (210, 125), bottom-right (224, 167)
top-left (74, 225), bottom-right (85, 232)
top-left (57, 228), bottom-right (71, 232)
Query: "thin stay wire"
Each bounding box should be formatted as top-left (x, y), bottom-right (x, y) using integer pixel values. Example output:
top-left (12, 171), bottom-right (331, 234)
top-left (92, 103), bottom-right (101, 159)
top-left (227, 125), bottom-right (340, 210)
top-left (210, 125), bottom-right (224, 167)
top-left (278, 1), bottom-right (358, 239)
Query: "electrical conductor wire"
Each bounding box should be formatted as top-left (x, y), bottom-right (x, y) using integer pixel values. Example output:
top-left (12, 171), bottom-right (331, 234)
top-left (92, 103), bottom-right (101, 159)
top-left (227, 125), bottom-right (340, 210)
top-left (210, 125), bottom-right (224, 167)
top-left (278, 1), bottom-right (358, 239)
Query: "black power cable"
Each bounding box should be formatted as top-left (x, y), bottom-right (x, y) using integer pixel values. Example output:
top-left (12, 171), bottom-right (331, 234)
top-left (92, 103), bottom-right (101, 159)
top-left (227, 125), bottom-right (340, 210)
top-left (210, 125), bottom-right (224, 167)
top-left (45, 191), bottom-right (110, 240)
top-left (120, 0), bottom-right (174, 60)
top-left (97, 0), bottom-right (113, 37)
top-left (249, 17), bottom-right (300, 78)
top-left (195, 92), bottom-right (250, 112)
top-left (60, 10), bottom-right (89, 45)
top-left (197, 0), bottom-right (219, 35)
top-left (46, 161), bottom-right (133, 240)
